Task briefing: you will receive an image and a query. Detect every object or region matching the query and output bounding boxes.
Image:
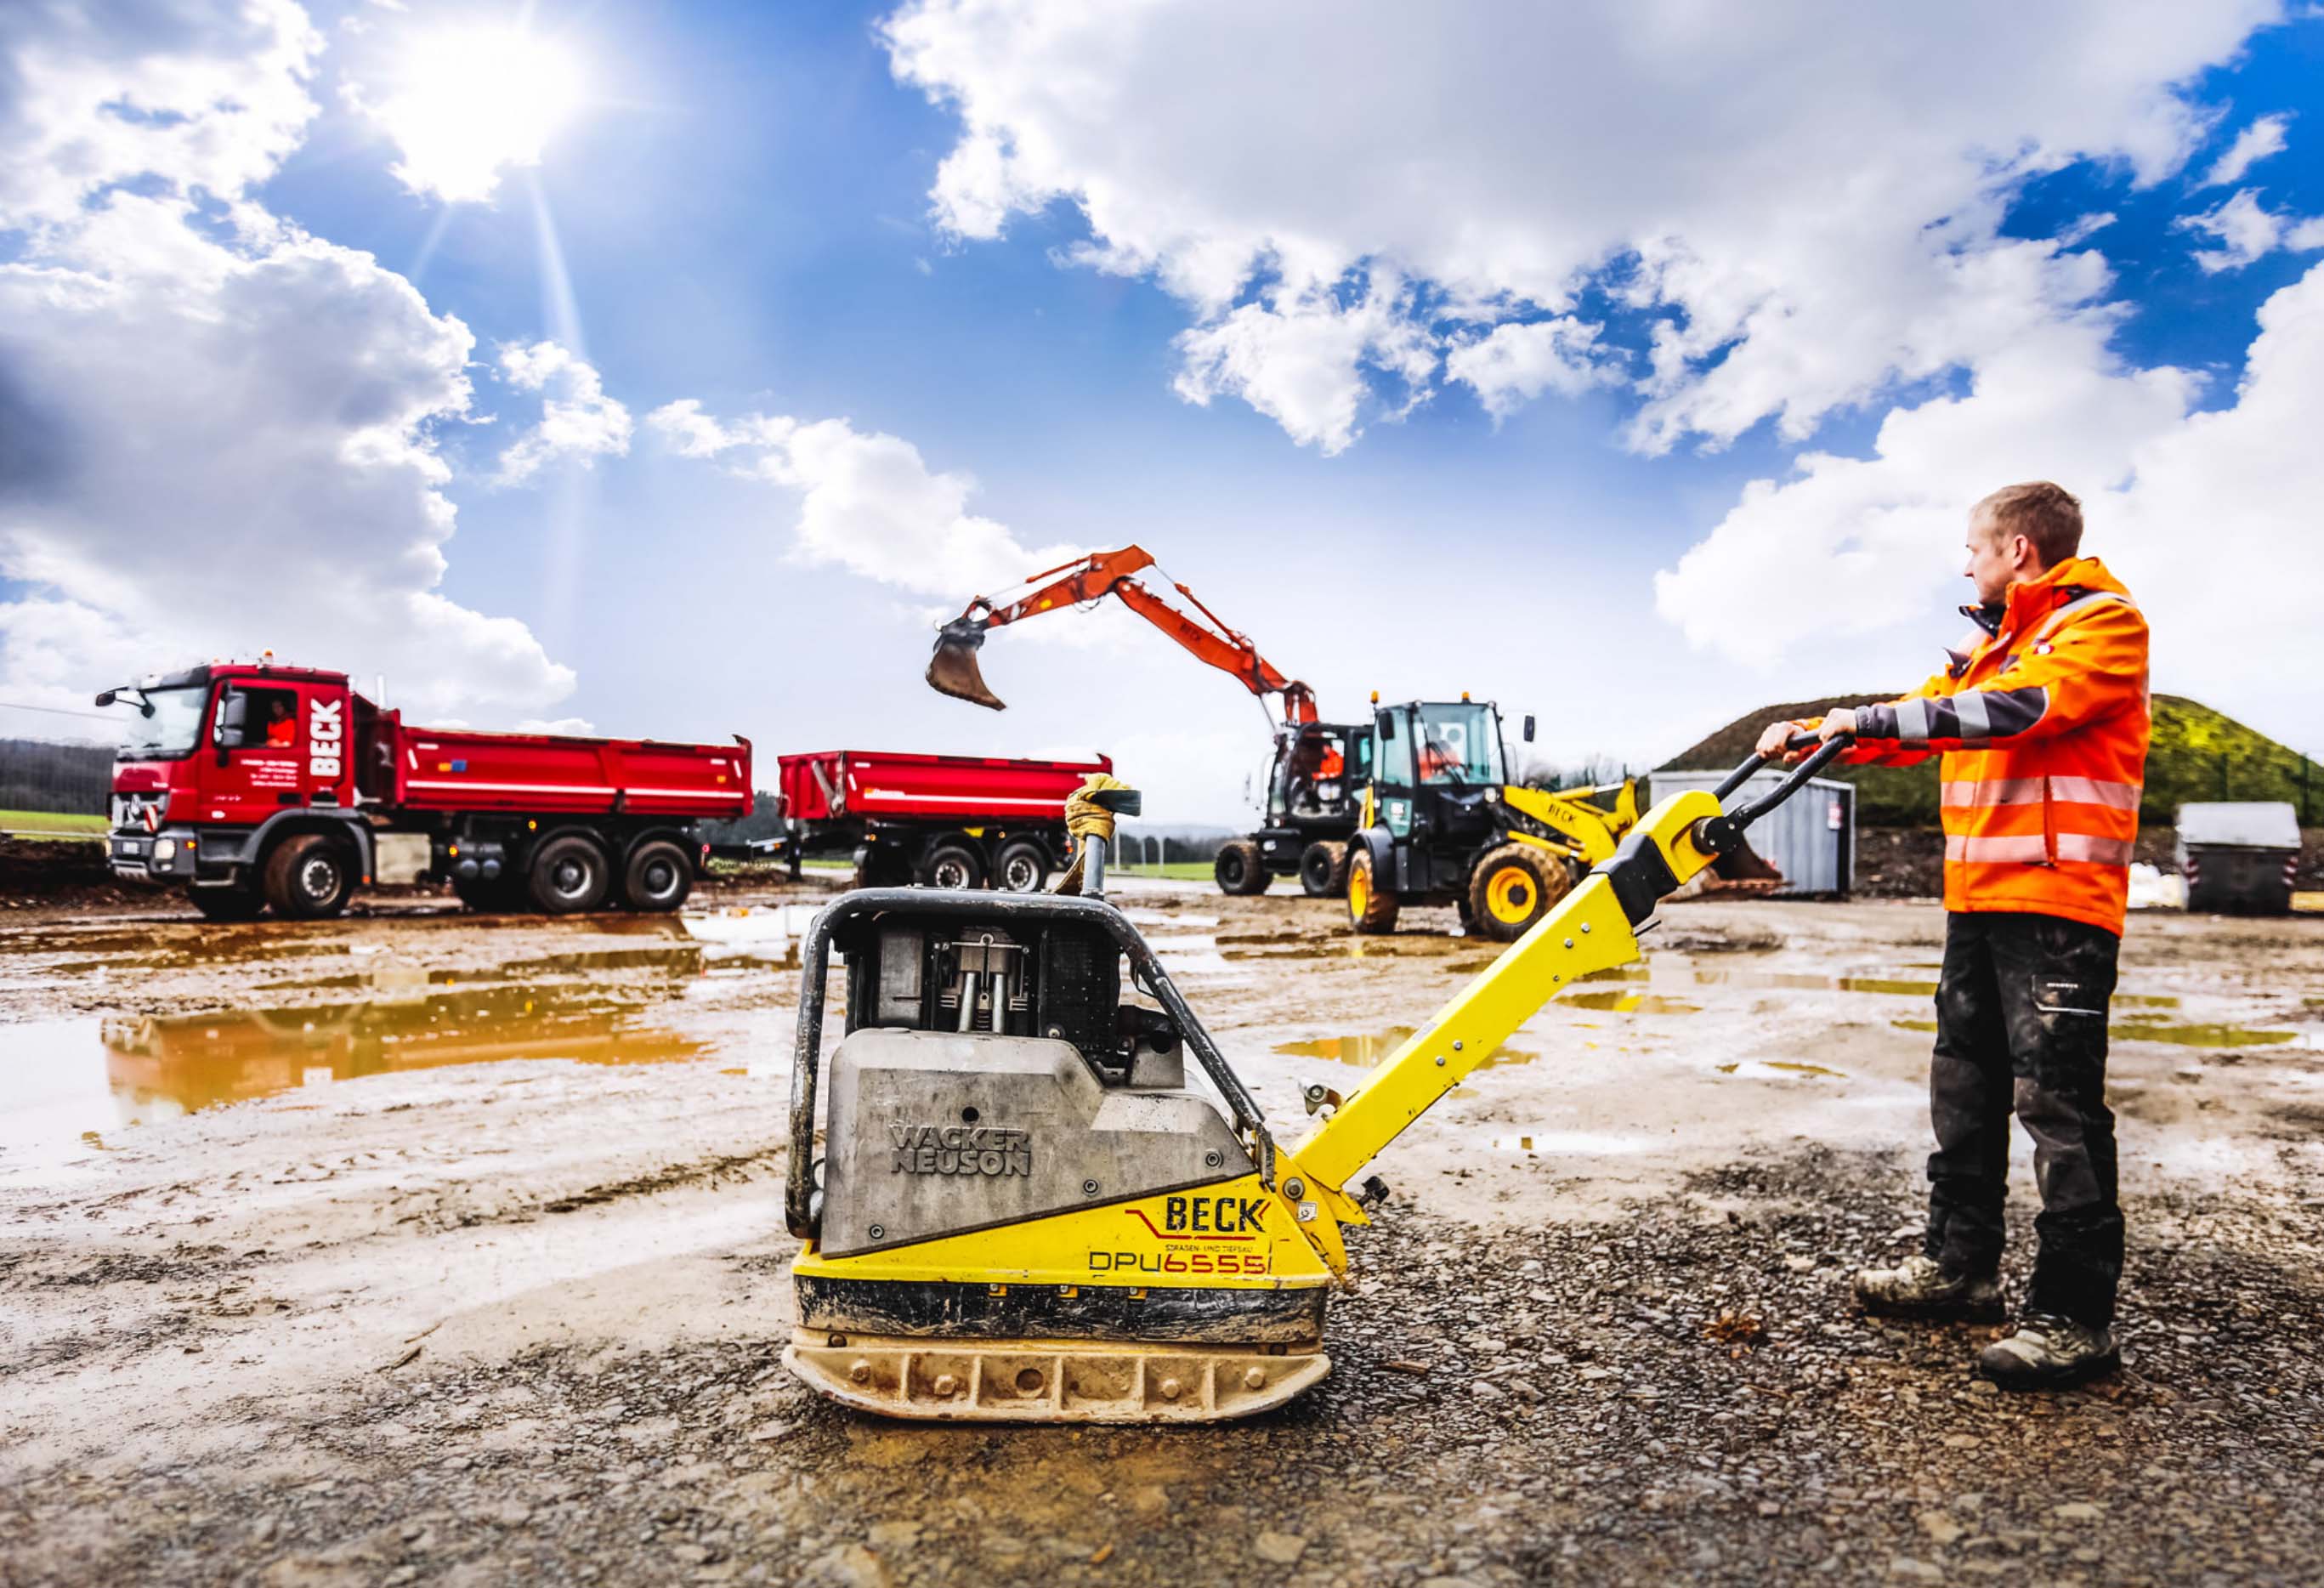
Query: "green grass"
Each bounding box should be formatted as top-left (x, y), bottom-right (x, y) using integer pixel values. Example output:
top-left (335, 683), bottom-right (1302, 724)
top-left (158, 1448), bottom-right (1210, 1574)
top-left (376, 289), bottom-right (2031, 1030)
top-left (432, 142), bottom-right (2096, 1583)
top-left (1113, 860), bottom-right (1219, 882)
top-left (0, 808), bottom-right (105, 841)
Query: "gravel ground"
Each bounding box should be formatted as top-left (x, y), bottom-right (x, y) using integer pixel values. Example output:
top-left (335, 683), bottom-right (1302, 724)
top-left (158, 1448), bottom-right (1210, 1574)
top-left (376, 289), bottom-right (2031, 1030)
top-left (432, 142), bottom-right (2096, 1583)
top-left (3, 888), bottom-right (2321, 1585)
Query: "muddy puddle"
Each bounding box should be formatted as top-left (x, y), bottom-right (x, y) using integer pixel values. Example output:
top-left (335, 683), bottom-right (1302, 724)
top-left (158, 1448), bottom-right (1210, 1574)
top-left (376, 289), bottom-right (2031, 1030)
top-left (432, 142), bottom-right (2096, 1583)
top-left (2, 982), bottom-right (711, 1165)
top-left (0, 904), bottom-right (838, 1168)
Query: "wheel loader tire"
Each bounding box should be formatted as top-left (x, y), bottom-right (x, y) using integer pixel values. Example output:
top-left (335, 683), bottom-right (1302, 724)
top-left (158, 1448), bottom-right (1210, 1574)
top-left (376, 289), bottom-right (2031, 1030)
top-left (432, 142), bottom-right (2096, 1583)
top-left (530, 833), bottom-right (612, 915)
top-left (994, 839), bottom-right (1049, 893)
top-left (1346, 845), bottom-right (1399, 934)
top-left (622, 840), bottom-right (694, 912)
top-left (920, 840), bottom-right (986, 891)
top-left (1467, 843), bottom-right (1572, 942)
top-left (1297, 841), bottom-right (1346, 898)
top-left (1214, 839), bottom-right (1269, 896)
top-left (189, 887), bottom-right (265, 922)
top-left (263, 833), bottom-right (355, 920)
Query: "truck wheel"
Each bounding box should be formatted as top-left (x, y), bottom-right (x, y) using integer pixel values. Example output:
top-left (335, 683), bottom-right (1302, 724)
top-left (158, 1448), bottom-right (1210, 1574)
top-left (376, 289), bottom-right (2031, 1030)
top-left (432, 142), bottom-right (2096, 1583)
top-left (189, 887), bottom-right (265, 922)
top-left (530, 834), bottom-right (612, 914)
top-left (263, 833), bottom-right (355, 920)
top-left (1346, 846), bottom-right (1398, 934)
top-left (1467, 843), bottom-right (1572, 942)
top-left (1298, 841), bottom-right (1346, 898)
top-left (622, 841), bottom-right (694, 912)
top-left (920, 841), bottom-right (986, 891)
top-left (1214, 839), bottom-right (1270, 895)
top-left (995, 839), bottom-right (1049, 893)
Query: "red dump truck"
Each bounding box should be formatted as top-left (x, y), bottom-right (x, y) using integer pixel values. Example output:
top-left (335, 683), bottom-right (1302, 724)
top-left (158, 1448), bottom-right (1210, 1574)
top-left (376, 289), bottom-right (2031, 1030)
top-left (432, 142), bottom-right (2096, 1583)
top-left (772, 748), bottom-right (1110, 892)
top-left (97, 661), bottom-right (751, 920)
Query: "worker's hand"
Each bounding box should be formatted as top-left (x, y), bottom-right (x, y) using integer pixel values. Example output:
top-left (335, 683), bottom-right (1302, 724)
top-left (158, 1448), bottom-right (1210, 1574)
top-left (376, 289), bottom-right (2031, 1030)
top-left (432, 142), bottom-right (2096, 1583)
top-left (1817, 707), bottom-right (1858, 741)
top-left (1754, 721), bottom-right (1799, 760)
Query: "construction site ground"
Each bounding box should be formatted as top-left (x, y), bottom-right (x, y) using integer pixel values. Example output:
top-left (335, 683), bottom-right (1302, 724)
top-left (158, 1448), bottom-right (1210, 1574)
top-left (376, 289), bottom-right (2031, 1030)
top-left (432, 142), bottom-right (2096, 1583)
top-left (3, 882), bottom-right (2321, 1586)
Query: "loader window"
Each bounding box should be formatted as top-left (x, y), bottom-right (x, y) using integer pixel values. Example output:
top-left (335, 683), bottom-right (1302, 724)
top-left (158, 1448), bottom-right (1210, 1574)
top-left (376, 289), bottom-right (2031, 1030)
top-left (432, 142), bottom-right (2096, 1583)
top-left (1414, 704), bottom-right (1504, 787)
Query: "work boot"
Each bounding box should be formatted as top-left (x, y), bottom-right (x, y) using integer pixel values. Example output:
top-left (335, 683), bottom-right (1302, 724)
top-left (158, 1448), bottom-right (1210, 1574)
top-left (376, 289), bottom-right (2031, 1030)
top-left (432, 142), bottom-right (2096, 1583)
top-left (1976, 1313), bottom-right (2119, 1390)
top-left (1851, 1254), bottom-right (2004, 1322)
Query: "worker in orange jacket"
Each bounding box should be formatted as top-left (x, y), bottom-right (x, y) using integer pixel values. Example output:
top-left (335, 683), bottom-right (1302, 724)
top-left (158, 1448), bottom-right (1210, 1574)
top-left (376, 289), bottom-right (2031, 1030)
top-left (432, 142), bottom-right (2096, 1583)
top-left (1758, 480), bottom-right (2149, 1389)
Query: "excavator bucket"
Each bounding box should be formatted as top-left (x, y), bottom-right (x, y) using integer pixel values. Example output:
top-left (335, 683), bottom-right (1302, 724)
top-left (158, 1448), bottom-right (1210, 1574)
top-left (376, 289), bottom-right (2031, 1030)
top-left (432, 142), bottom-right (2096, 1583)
top-left (927, 621), bottom-right (1006, 711)
top-left (1706, 837), bottom-right (1787, 893)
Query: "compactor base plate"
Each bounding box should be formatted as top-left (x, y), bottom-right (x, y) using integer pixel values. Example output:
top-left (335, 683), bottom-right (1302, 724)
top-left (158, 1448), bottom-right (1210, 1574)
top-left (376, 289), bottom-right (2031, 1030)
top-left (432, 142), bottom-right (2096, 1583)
top-left (783, 1328), bottom-right (1330, 1423)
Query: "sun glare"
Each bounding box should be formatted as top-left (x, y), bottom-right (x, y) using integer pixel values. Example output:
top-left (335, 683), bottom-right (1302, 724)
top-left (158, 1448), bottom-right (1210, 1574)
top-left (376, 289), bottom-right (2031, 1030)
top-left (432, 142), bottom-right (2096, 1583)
top-left (372, 25), bottom-right (586, 205)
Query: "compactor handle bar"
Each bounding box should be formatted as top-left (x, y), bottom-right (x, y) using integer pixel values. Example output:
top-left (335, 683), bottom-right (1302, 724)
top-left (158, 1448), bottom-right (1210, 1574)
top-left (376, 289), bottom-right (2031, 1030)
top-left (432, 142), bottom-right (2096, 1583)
top-left (1692, 732), bottom-right (1853, 859)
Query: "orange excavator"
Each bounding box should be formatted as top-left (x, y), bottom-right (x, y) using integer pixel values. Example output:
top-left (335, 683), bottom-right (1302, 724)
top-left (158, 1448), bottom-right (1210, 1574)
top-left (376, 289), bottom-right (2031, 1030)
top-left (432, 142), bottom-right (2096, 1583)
top-left (927, 547), bottom-right (1370, 896)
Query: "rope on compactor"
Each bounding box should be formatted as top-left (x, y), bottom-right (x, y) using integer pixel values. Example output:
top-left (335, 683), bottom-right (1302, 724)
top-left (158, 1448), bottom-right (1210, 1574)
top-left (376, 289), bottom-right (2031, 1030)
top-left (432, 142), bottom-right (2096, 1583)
top-left (1051, 771), bottom-right (1136, 895)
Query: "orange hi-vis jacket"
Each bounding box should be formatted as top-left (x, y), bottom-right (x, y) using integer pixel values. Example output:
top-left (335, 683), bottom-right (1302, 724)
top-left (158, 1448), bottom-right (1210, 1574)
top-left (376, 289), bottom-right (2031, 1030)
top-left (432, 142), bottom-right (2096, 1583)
top-left (1834, 556), bottom-right (2151, 935)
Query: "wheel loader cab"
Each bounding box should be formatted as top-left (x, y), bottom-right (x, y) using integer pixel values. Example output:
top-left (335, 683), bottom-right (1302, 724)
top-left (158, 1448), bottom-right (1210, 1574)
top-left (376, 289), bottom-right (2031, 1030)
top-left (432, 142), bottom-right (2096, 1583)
top-left (1365, 698), bottom-right (1512, 878)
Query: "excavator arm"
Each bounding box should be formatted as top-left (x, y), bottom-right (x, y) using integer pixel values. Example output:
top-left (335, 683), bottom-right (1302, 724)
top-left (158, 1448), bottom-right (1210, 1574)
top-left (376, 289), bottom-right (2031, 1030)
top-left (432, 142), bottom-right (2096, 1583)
top-left (927, 545), bottom-right (1318, 725)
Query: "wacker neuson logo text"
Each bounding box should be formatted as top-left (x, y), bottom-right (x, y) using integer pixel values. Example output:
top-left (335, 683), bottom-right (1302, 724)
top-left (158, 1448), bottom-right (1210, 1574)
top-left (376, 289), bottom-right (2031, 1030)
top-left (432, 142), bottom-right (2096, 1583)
top-left (888, 1124), bottom-right (1032, 1177)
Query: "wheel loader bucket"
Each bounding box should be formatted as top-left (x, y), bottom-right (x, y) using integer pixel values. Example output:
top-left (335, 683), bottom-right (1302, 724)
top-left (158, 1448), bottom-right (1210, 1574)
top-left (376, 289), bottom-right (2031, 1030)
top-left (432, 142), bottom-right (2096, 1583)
top-left (927, 623), bottom-right (1006, 711)
top-left (1705, 837), bottom-right (1787, 893)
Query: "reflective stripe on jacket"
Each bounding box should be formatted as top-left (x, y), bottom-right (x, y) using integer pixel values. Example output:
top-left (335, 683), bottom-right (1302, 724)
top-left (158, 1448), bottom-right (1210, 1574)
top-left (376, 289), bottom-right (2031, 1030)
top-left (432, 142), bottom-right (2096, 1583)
top-left (1839, 556), bottom-right (2151, 935)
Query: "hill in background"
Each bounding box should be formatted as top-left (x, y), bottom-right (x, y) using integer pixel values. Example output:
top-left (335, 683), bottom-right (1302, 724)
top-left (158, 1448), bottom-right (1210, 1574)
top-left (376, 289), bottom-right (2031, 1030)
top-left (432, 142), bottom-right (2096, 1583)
top-left (1663, 694), bottom-right (2318, 827)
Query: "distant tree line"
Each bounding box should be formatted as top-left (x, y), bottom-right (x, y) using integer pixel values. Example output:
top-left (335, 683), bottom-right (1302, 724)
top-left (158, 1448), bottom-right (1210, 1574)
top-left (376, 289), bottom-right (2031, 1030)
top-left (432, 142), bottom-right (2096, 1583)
top-left (0, 738), bottom-right (111, 814)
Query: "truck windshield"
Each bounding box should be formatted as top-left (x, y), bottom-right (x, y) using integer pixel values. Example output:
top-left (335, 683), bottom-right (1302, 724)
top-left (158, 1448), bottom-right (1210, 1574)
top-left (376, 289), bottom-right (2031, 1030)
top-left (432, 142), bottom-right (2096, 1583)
top-left (1414, 703), bottom-right (1505, 787)
top-left (106, 686), bottom-right (208, 759)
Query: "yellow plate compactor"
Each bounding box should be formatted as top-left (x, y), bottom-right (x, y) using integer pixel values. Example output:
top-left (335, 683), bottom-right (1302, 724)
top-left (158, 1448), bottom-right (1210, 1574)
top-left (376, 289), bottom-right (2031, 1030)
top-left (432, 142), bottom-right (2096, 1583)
top-left (781, 738), bottom-right (1850, 1422)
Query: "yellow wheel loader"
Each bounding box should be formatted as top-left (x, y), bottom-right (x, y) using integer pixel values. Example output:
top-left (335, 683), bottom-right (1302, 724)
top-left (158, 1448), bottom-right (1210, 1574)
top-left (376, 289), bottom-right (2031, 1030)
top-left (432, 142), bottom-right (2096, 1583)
top-left (1344, 695), bottom-right (1643, 941)
top-left (779, 736), bottom-right (1852, 1423)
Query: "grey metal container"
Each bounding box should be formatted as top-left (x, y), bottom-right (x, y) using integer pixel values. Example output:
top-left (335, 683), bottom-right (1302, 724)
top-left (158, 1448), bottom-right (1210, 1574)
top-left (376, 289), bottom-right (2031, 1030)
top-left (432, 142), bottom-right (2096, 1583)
top-left (1648, 771), bottom-right (1856, 897)
top-left (2176, 801), bottom-right (2299, 916)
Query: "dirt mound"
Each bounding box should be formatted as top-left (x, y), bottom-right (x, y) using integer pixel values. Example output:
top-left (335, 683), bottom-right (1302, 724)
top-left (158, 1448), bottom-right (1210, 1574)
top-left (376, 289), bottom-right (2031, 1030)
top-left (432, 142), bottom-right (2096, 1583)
top-left (0, 838), bottom-right (144, 909)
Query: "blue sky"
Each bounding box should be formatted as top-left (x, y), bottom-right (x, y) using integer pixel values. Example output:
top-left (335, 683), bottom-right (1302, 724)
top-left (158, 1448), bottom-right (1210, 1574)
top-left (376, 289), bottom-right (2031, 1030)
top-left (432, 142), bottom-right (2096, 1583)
top-left (3, 2), bottom-right (2321, 820)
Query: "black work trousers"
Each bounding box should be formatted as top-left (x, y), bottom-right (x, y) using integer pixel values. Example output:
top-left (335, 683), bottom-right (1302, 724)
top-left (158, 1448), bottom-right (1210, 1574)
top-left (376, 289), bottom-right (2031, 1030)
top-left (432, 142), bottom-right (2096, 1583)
top-left (1923, 910), bottom-right (2124, 1327)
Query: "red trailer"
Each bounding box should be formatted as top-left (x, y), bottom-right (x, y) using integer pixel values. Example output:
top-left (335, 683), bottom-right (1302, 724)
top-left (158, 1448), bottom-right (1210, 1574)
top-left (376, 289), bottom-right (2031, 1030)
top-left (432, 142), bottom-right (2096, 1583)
top-left (775, 748), bottom-right (1110, 892)
top-left (97, 661), bottom-right (750, 920)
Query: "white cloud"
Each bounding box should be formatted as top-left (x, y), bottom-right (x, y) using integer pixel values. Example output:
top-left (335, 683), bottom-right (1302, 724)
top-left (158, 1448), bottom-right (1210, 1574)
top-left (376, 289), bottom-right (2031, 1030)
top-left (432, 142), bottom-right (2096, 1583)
top-left (2201, 112), bottom-right (2292, 186)
top-left (2057, 213), bottom-right (2119, 247)
top-left (1171, 275), bottom-right (1437, 454)
top-left (884, 0), bottom-right (2278, 453)
top-left (0, 1), bottom-right (575, 723)
top-left (495, 341), bottom-right (633, 484)
top-left (647, 400), bottom-right (1081, 598)
top-left (1446, 318), bottom-right (1621, 420)
top-left (2178, 188), bottom-right (2324, 272)
top-left (1652, 264), bottom-right (2324, 754)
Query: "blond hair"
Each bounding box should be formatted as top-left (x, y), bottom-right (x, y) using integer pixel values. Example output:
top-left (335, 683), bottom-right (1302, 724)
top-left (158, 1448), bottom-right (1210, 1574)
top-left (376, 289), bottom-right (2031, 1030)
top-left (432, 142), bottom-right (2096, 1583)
top-left (1973, 480), bottom-right (2083, 567)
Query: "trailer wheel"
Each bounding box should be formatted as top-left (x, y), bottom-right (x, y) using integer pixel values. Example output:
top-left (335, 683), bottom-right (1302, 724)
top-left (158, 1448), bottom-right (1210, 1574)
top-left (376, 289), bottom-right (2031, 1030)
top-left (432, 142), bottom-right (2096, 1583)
top-left (994, 840), bottom-right (1049, 893)
top-left (1466, 843), bottom-right (1572, 943)
top-left (1214, 839), bottom-right (1270, 895)
top-left (530, 833), bottom-right (612, 914)
top-left (263, 833), bottom-right (355, 920)
top-left (623, 841), bottom-right (694, 912)
top-left (1298, 841), bottom-right (1346, 898)
top-left (920, 840), bottom-right (986, 891)
top-left (189, 887), bottom-right (265, 922)
top-left (1346, 846), bottom-right (1399, 933)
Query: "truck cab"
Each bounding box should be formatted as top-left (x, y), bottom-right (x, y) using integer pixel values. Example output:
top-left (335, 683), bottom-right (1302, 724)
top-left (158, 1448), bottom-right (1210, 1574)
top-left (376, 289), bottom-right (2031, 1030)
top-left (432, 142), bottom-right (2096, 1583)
top-left (99, 663), bottom-right (374, 919)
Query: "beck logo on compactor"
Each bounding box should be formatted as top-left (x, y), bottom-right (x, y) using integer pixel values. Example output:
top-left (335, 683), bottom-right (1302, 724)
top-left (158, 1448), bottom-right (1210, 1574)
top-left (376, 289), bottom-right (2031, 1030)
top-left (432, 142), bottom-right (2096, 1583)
top-left (887, 1123), bottom-right (1033, 1177)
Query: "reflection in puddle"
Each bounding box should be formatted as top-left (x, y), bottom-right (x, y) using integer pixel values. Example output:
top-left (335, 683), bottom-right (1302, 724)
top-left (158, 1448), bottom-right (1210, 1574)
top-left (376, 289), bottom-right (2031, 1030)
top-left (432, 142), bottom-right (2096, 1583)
top-left (1273, 1028), bottom-right (1535, 1068)
top-left (1692, 968), bottom-right (1938, 996)
top-left (1560, 991), bottom-right (1701, 1015)
top-left (1576, 967), bottom-right (1652, 984)
top-left (101, 985), bottom-right (706, 1119)
top-left (1891, 1016), bottom-right (2307, 1048)
top-left (1716, 1060), bottom-right (1847, 1079)
top-left (1490, 1131), bottom-right (1647, 1155)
